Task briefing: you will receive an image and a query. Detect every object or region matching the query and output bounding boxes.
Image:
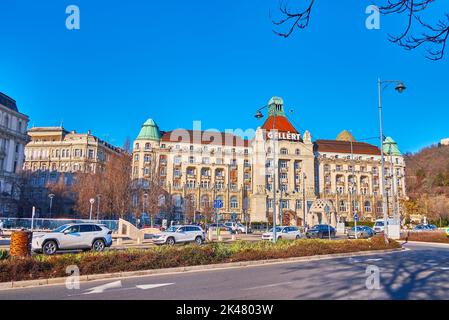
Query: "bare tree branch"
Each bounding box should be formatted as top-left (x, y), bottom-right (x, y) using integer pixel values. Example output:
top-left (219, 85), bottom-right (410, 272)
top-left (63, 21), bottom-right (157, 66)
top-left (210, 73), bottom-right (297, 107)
top-left (272, 0), bottom-right (449, 60)
top-left (272, 0), bottom-right (315, 38)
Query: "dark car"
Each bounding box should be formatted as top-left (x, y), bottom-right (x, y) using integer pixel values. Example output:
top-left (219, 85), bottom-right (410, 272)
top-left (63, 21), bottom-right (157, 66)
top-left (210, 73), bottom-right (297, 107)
top-left (306, 224), bottom-right (336, 239)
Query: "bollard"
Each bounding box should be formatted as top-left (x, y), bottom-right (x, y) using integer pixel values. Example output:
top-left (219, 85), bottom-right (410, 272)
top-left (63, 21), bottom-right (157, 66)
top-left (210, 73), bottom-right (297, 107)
top-left (10, 230), bottom-right (33, 258)
top-left (116, 238), bottom-right (123, 246)
top-left (231, 234), bottom-right (236, 241)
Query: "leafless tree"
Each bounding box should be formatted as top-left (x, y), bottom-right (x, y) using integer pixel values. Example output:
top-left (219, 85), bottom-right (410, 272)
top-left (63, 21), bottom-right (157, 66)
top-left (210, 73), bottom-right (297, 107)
top-left (272, 0), bottom-right (449, 60)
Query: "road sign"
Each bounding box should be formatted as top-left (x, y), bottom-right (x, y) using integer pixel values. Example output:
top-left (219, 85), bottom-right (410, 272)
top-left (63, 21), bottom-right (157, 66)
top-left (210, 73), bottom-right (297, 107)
top-left (354, 213), bottom-right (359, 222)
top-left (214, 200), bottom-right (223, 209)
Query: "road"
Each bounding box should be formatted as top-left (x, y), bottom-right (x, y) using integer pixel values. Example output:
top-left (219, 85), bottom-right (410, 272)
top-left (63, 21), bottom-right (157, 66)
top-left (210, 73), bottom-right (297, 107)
top-left (0, 242), bottom-right (448, 300)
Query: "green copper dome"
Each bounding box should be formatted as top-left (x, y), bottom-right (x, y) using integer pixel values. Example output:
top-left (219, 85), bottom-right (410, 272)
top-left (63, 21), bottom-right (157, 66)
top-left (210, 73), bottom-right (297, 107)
top-left (136, 118), bottom-right (162, 141)
top-left (268, 96), bottom-right (285, 117)
top-left (383, 137), bottom-right (402, 156)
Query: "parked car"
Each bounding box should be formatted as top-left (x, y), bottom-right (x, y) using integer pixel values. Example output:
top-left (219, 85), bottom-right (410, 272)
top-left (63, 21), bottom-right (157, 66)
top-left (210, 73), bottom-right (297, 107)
top-left (224, 222), bottom-right (252, 234)
top-left (414, 224), bottom-right (437, 232)
top-left (261, 226), bottom-right (302, 241)
top-left (347, 226), bottom-right (375, 239)
top-left (373, 218), bottom-right (395, 234)
top-left (32, 223), bottom-right (113, 255)
top-left (207, 223), bottom-right (231, 232)
top-left (152, 225), bottom-right (205, 245)
top-left (306, 224), bottom-right (336, 239)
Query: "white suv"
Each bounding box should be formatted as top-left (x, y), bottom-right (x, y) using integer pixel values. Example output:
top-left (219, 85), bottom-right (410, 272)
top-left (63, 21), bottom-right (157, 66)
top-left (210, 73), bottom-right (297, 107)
top-left (262, 226), bottom-right (302, 241)
top-left (32, 223), bottom-right (113, 255)
top-left (152, 225), bottom-right (205, 245)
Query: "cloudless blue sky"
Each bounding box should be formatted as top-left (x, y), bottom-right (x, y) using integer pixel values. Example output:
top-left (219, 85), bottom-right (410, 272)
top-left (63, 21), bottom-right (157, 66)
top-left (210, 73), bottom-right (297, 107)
top-left (1, 0), bottom-right (447, 153)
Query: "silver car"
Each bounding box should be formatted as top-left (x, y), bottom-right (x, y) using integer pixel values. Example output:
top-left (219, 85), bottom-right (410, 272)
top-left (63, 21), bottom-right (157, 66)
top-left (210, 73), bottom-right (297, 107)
top-left (347, 226), bottom-right (375, 239)
top-left (152, 225), bottom-right (205, 245)
top-left (262, 226), bottom-right (302, 241)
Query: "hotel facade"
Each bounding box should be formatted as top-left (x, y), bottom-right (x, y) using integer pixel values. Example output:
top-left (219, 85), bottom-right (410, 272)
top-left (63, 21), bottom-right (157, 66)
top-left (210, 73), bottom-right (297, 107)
top-left (132, 97), bottom-right (406, 227)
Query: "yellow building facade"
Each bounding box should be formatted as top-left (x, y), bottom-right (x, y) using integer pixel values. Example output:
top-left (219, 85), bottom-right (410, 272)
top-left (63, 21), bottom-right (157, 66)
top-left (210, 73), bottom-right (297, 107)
top-left (132, 97), bottom-right (406, 226)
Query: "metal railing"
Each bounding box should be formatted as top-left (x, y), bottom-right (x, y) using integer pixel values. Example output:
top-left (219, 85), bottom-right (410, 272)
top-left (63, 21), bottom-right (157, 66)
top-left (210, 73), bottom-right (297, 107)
top-left (0, 217), bottom-right (119, 232)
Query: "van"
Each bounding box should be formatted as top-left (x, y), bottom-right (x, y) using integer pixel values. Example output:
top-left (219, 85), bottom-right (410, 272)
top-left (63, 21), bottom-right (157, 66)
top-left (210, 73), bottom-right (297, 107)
top-left (373, 218), bottom-right (395, 234)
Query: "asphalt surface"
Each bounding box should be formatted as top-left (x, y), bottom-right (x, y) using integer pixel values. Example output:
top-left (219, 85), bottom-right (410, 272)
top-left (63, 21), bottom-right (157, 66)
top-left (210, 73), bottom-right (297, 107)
top-left (0, 242), bottom-right (448, 300)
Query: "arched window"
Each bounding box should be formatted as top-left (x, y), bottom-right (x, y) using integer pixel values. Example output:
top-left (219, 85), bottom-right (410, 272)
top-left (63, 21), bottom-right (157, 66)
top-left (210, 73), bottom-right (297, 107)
top-left (135, 143), bottom-right (140, 150)
top-left (201, 195), bottom-right (209, 208)
top-left (280, 148), bottom-right (288, 155)
top-left (145, 143), bottom-right (151, 150)
top-left (230, 196), bottom-right (238, 209)
top-left (364, 201), bottom-right (371, 212)
top-left (339, 200), bottom-right (347, 212)
top-left (376, 201), bottom-right (383, 214)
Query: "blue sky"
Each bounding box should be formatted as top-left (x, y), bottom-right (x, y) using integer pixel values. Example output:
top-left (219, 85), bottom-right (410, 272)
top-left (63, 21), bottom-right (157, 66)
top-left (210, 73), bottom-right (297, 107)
top-left (1, 0), bottom-right (447, 153)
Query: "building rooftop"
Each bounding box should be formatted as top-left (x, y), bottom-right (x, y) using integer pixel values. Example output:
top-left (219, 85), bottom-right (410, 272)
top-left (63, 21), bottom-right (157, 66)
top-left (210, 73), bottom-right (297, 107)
top-left (383, 137), bottom-right (402, 156)
top-left (161, 129), bottom-right (249, 147)
top-left (136, 118), bottom-right (162, 141)
top-left (336, 130), bottom-right (356, 142)
top-left (315, 139), bottom-right (381, 156)
top-left (0, 92), bottom-right (18, 112)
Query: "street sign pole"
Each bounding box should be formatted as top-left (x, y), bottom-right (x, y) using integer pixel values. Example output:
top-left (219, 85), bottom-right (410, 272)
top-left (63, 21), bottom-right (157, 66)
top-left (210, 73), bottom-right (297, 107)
top-left (354, 212), bottom-right (359, 240)
top-left (214, 199), bottom-right (223, 239)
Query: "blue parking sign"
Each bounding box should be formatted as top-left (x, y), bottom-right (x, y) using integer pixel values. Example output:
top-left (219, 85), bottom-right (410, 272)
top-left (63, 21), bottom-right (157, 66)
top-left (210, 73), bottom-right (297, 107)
top-left (354, 213), bottom-right (359, 222)
top-left (214, 200), bottom-right (223, 209)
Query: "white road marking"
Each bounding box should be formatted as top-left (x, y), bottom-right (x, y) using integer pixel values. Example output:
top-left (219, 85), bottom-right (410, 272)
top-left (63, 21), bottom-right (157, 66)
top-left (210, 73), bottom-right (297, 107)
top-left (136, 283), bottom-right (174, 290)
top-left (440, 267), bottom-right (449, 270)
top-left (83, 280), bottom-right (122, 295)
top-left (365, 258), bottom-right (383, 262)
top-left (243, 281), bottom-right (294, 290)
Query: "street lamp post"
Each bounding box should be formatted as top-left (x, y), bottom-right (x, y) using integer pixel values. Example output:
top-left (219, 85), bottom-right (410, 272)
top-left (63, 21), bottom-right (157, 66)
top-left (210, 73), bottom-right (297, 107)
top-left (377, 78), bottom-right (406, 239)
top-left (89, 198), bottom-right (95, 221)
top-left (48, 193), bottom-right (55, 218)
top-left (255, 101), bottom-right (280, 244)
top-left (302, 173), bottom-right (307, 229)
top-left (143, 193), bottom-right (149, 227)
top-left (96, 194), bottom-right (101, 221)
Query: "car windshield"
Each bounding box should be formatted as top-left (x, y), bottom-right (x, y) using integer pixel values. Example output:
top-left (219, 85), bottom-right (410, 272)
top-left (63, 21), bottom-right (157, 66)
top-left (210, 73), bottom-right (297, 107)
top-left (52, 225), bottom-right (70, 233)
top-left (165, 226), bottom-right (178, 232)
top-left (351, 227), bottom-right (363, 231)
top-left (269, 227), bottom-right (283, 232)
top-left (374, 222), bottom-right (384, 227)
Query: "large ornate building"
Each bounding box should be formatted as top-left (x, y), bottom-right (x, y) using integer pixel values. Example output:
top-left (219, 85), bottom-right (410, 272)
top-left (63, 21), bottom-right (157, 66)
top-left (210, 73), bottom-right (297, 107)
top-left (21, 127), bottom-right (121, 216)
top-left (0, 92), bottom-right (29, 216)
top-left (132, 97), bottom-right (406, 226)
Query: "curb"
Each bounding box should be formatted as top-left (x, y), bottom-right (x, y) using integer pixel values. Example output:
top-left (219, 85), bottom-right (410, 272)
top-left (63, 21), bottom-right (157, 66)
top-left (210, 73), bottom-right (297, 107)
top-left (0, 247), bottom-right (404, 291)
top-left (402, 240), bottom-right (449, 247)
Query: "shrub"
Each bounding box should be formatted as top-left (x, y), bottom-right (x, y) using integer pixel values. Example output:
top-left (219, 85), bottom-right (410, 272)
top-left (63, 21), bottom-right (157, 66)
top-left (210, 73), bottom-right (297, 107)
top-left (401, 231), bottom-right (449, 243)
top-left (0, 250), bottom-right (8, 260)
top-left (0, 236), bottom-right (400, 283)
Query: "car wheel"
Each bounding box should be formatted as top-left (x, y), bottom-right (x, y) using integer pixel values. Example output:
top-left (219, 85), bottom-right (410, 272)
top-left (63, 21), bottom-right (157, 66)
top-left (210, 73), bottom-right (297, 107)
top-left (92, 239), bottom-right (105, 252)
top-left (277, 236), bottom-right (282, 240)
top-left (42, 240), bottom-right (58, 255)
top-left (295, 235), bottom-right (300, 240)
top-left (166, 237), bottom-right (175, 245)
top-left (195, 236), bottom-right (203, 245)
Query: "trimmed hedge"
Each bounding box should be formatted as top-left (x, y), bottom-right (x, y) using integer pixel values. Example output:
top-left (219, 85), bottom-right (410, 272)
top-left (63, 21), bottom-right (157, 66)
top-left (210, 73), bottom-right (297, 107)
top-left (0, 237), bottom-right (400, 283)
top-left (401, 231), bottom-right (449, 243)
